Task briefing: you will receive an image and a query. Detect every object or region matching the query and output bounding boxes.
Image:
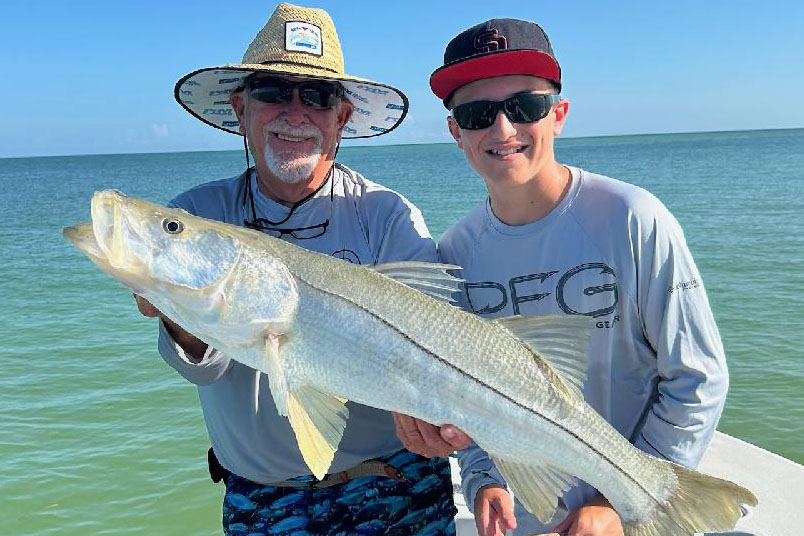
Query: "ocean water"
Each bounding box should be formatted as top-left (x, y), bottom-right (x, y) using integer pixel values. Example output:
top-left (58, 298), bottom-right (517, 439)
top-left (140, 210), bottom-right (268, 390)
top-left (2, 129), bottom-right (802, 535)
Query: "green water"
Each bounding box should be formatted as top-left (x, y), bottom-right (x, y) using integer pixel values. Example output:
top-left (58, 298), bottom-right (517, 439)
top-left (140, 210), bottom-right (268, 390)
top-left (2, 129), bottom-right (803, 534)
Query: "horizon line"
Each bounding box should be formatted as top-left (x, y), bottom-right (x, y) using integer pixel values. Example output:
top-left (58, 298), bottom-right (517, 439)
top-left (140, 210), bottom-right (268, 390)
top-left (2, 126), bottom-right (801, 161)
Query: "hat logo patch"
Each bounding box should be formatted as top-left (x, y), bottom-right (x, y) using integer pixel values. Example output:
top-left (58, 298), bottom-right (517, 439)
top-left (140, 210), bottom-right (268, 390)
top-left (474, 29), bottom-right (507, 53)
top-left (285, 21), bottom-right (322, 56)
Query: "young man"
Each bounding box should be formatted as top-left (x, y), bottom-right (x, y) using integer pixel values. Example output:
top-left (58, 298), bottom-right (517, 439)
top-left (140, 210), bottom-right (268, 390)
top-left (398, 18), bottom-right (728, 536)
top-left (135, 3), bottom-right (456, 535)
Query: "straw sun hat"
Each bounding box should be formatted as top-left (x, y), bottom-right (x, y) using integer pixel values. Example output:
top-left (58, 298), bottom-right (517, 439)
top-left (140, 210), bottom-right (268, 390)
top-left (174, 3), bottom-right (408, 139)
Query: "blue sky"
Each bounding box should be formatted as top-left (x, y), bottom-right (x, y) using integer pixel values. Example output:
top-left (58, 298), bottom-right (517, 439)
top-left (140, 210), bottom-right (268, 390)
top-left (2, 1), bottom-right (803, 158)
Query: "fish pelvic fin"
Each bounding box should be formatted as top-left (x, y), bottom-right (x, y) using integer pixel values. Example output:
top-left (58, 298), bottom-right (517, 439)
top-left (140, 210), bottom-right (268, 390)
top-left (494, 314), bottom-right (594, 400)
top-left (623, 461), bottom-right (757, 536)
top-left (370, 261), bottom-right (463, 303)
top-left (287, 386), bottom-right (350, 480)
top-left (491, 455), bottom-right (575, 524)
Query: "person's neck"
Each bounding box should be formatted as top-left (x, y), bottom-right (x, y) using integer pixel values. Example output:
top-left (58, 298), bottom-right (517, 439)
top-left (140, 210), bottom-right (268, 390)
top-left (254, 159), bottom-right (334, 205)
top-left (487, 162), bottom-right (571, 226)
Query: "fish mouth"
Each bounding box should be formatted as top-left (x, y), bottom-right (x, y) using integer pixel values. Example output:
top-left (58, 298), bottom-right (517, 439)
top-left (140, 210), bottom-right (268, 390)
top-left (63, 221), bottom-right (103, 259)
top-left (91, 189), bottom-right (122, 263)
top-left (89, 190), bottom-right (151, 275)
top-left (63, 190), bottom-right (149, 292)
top-left (63, 219), bottom-right (148, 294)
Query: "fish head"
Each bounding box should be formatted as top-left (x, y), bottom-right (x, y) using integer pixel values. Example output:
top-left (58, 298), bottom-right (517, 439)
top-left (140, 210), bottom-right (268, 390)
top-left (82, 189), bottom-right (241, 296)
top-left (66, 190), bottom-right (299, 343)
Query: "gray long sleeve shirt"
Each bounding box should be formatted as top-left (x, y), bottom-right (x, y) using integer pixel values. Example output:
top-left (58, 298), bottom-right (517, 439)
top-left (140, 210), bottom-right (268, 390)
top-left (157, 164), bottom-right (438, 484)
top-left (438, 167), bottom-right (728, 534)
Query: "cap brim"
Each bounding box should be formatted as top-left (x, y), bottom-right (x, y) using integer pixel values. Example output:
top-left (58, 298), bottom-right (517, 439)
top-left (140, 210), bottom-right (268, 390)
top-left (175, 64), bottom-right (408, 139)
top-left (429, 50), bottom-right (560, 105)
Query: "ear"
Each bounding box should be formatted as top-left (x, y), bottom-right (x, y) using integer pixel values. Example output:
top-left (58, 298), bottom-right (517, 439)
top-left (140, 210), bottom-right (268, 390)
top-left (230, 91), bottom-right (247, 135)
top-left (337, 99), bottom-right (354, 130)
top-left (552, 99), bottom-right (569, 137)
top-left (447, 116), bottom-right (464, 150)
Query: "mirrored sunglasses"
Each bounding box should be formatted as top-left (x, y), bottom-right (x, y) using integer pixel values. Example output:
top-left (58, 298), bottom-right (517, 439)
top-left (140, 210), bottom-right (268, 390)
top-left (451, 92), bottom-right (561, 130)
top-left (247, 77), bottom-right (344, 110)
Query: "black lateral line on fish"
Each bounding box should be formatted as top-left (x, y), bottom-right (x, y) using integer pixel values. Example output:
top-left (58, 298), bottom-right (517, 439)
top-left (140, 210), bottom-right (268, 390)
top-left (304, 281), bottom-right (660, 503)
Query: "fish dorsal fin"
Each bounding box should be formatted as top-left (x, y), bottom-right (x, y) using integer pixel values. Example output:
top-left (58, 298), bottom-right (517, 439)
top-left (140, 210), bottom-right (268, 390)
top-left (287, 386), bottom-right (350, 480)
top-left (494, 315), bottom-right (593, 398)
top-left (492, 455), bottom-right (575, 524)
top-left (370, 261), bottom-right (462, 303)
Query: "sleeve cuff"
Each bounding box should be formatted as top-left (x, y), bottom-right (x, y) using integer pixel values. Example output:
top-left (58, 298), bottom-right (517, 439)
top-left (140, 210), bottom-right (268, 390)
top-left (157, 320), bottom-right (232, 385)
top-left (457, 444), bottom-right (508, 513)
top-left (463, 473), bottom-right (508, 513)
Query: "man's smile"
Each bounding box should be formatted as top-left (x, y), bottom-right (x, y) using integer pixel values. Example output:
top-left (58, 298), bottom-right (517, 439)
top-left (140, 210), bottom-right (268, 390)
top-left (273, 132), bottom-right (313, 143)
top-left (487, 145), bottom-right (528, 157)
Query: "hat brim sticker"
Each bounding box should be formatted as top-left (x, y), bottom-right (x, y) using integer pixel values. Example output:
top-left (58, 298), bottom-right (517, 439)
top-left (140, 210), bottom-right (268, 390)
top-left (285, 21), bottom-right (323, 56)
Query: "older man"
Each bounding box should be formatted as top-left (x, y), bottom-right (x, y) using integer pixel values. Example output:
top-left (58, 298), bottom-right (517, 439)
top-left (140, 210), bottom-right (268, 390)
top-left (136, 3), bottom-right (456, 535)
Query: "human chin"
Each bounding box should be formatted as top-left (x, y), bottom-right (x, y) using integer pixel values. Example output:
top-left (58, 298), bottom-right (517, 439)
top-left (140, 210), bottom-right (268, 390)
top-left (475, 150), bottom-right (535, 184)
top-left (263, 141), bottom-right (323, 184)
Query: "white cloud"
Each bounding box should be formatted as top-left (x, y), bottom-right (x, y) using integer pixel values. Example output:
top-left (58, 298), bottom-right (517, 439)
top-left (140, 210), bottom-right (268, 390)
top-left (152, 124), bottom-right (169, 137)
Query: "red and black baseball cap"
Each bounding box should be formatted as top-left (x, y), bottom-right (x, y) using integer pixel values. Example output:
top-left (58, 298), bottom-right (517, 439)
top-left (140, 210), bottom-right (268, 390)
top-left (430, 18), bottom-right (561, 108)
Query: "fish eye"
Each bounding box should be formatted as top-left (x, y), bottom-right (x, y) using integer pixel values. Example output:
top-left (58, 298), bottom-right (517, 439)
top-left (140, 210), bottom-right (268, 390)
top-left (162, 218), bottom-right (184, 234)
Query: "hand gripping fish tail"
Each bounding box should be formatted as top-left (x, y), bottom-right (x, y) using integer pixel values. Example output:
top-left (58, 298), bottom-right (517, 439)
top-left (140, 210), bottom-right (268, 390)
top-left (65, 190), bottom-right (757, 536)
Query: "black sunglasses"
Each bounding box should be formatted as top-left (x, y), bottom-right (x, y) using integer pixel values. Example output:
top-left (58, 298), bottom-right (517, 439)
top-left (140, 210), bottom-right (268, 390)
top-left (261, 220), bottom-right (330, 240)
top-left (451, 92), bottom-right (561, 130)
top-left (247, 77), bottom-right (344, 110)
top-left (242, 168), bottom-right (334, 240)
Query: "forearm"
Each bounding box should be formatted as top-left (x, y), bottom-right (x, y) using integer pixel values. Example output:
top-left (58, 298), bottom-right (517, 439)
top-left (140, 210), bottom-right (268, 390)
top-left (162, 317), bottom-right (207, 362)
top-left (157, 320), bottom-right (233, 385)
top-left (635, 306), bottom-right (728, 466)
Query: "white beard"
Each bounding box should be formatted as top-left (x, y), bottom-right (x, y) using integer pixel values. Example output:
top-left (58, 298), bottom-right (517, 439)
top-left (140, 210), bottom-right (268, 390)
top-left (262, 120), bottom-right (325, 184)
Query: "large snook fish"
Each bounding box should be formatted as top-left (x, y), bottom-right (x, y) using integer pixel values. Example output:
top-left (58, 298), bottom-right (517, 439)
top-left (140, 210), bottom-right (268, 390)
top-left (64, 190), bottom-right (756, 536)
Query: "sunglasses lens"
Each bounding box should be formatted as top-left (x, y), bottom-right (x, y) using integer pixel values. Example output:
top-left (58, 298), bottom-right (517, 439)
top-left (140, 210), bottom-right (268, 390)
top-left (298, 83), bottom-right (340, 109)
top-left (505, 93), bottom-right (553, 123)
top-left (249, 80), bottom-right (291, 104)
top-left (290, 222), bottom-right (329, 239)
top-left (453, 101), bottom-right (499, 130)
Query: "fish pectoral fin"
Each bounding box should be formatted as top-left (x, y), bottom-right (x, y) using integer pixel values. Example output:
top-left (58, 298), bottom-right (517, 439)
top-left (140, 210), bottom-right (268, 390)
top-left (370, 261), bottom-right (463, 303)
top-left (494, 315), bottom-right (594, 399)
top-left (492, 455), bottom-right (575, 524)
top-left (263, 335), bottom-right (290, 416)
top-left (287, 386), bottom-right (350, 480)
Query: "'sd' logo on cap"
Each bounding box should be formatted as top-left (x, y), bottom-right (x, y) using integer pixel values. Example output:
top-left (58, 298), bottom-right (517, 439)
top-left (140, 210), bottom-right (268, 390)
top-left (474, 29), bottom-right (507, 53)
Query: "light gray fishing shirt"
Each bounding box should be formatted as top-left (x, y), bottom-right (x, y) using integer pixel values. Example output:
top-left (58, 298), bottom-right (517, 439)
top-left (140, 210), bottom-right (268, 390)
top-left (157, 163), bottom-right (437, 484)
top-left (439, 166), bottom-right (728, 534)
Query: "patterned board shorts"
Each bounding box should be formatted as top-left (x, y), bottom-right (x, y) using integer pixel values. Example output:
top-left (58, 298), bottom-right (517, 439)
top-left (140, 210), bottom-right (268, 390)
top-left (222, 450), bottom-right (457, 536)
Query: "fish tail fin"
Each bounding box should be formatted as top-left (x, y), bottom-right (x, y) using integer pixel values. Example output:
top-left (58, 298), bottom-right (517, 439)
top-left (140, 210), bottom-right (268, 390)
top-left (624, 462), bottom-right (757, 536)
